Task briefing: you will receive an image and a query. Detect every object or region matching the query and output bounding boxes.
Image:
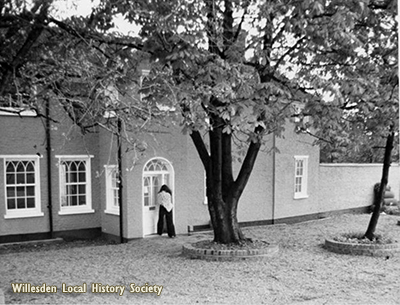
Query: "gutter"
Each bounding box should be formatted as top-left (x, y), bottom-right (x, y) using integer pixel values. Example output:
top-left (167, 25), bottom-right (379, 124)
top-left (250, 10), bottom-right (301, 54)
top-left (118, 119), bottom-right (124, 243)
top-left (398, 7), bottom-right (400, 197)
top-left (45, 98), bottom-right (54, 238)
top-left (272, 131), bottom-right (276, 225)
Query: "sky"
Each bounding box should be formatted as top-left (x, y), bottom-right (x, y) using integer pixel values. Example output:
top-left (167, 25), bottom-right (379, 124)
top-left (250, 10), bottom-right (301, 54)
top-left (52, 0), bottom-right (98, 17)
top-left (52, 0), bottom-right (139, 36)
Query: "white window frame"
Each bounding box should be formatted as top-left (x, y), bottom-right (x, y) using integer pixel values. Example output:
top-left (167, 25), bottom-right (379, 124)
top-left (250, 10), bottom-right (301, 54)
top-left (143, 158), bottom-right (171, 208)
top-left (2, 155), bottom-right (44, 219)
top-left (291, 102), bottom-right (310, 124)
top-left (104, 165), bottom-right (119, 215)
top-left (0, 107), bottom-right (37, 117)
top-left (294, 155), bottom-right (309, 199)
top-left (56, 155), bottom-right (94, 215)
top-left (203, 171), bottom-right (208, 205)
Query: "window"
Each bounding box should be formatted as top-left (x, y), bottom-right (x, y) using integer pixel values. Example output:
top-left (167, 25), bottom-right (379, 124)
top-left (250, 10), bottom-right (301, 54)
top-left (2, 156), bottom-right (43, 218)
top-left (144, 159), bottom-right (168, 172)
top-left (57, 155), bottom-right (94, 215)
top-left (291, 102), bottom-right (310, 123)
top-left (294, 156), bottom-right (309, 199)
top-left (0, 107), bottom-right (37, 117)
top-left (143, 158), bottom-right (171, 207)
top-left (203, 171), bottom-right (208, 205)
top-left (143, 176), bottom-right (161, 207)
top-left (104, 165), bottom-right (119, 215)
top-left (291, 102), bottom-right (310, 134)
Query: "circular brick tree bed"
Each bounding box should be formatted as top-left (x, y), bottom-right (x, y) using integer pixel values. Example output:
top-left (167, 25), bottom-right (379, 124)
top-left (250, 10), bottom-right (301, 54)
top-left (182, 239), bottom-right (279, 261)
top-left (325, 237), bottom-right (400, 257)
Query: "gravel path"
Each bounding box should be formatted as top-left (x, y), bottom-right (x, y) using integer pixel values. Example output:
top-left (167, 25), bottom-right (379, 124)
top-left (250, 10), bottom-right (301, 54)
top-left (1, 213), bottom-right (400, 305)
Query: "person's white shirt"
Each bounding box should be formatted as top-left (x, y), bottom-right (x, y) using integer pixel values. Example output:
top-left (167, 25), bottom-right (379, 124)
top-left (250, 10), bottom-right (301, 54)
top-left (158, 191), bottom-right (173, 212)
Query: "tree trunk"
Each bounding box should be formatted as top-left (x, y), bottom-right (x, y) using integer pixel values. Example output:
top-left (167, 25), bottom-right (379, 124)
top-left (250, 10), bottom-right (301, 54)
top-left (207, 194), bottom-right (245, 244)
top-left (194, 0), bottom-right (265, 244)
top-left (364, 128), bottom-right (394, 240)
top-left (190, 109), bottom-right (262, 244)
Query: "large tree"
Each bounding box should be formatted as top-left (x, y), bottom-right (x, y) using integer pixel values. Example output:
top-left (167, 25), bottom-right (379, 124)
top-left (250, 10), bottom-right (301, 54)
top-left (1, 0), bottom-right (397, 244)
top-left (299, 0), bottom-right (398, 240)
top-left (101, 0), bottom-right (397, 243)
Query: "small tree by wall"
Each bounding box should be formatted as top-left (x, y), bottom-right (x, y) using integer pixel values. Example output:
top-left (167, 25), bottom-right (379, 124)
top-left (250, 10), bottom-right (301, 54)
top-left (365, 128), bottom-right (395, 240)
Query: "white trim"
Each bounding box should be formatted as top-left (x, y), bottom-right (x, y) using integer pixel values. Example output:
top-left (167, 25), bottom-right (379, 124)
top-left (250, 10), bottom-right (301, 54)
top-left (103, 111), bottom-right (117, 118)
top-left (142, 157), bottom-right (175, 237)
top-left (57, 156), bottom-right (93, 215)
top-left (104, 165), bottom-right (120, 216)
top-left (104, 209), bottom-right (119, 216)
top-left (294, 155), bottom-right (309, 199)
top-left (58, 208), bottom-right (95, 215)
top-left (3, 156), bottom-right (43, 219)
top-left (0, 107), bottom-right (37, 117)
top-left (4, 212), bottom-right (44, 219)
top-left (0, 155), bottom-right (43, 159)
top-left (55, 155), bottom-right (94, 159)
top-left (203, 171), bottom-right (208, 205)
top-left (142, 157), bottom-right (175, 207)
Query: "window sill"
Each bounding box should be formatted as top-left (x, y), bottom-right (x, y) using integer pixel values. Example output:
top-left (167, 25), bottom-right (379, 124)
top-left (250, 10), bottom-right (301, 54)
top-left (294, 195), bottom-right (309, 200)
top-left (58, 208), bottom-right (95, 215)
top-left (4, 212), bottom-right (44, 219)
top-left (0, 107), bottom-right (37, 117)
top-left (105, 209), bottom-right (120, 216)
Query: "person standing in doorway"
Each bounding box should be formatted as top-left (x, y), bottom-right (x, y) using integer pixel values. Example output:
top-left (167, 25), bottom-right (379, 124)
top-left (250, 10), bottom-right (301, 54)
top-left (157, 184), bottom-right (176, 238)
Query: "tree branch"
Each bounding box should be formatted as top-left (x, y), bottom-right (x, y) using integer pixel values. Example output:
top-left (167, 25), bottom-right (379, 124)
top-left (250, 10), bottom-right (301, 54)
top-left (368, 0), bottom-right (395, 10)
top-left (273, 36), bottom-right (305, 73)
top-left (190, 130), bottom-right (210, 170)
top-left (0, 2), bottom-right (50, 95)
top-left (234, 126), bottom-right (263, 199)
top-left (48, 17), bottom-right (149, 54)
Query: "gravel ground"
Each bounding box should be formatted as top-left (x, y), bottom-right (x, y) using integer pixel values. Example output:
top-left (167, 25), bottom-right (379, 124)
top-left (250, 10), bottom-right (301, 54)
top-left (1, 213), bottom-right (400, 305)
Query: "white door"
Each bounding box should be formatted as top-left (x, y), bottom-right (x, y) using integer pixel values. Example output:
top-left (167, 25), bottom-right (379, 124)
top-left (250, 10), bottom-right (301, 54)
top-left (142, 159), bottom-right (172, 236)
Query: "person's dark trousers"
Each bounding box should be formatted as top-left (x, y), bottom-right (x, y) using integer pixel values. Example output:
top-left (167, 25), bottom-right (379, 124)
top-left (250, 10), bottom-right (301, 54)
top-left (157, 205), bottom-right (176, 237)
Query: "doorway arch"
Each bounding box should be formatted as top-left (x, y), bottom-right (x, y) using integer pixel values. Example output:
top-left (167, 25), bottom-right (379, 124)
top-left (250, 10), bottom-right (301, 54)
top-left (142, 157), bottom-right (174, 236)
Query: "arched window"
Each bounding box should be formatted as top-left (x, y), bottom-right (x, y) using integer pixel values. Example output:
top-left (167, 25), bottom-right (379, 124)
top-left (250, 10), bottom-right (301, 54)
top-left (3, 156), bottom-right (43, 218)
top-left (144, 159), bottom-right (169, 172)
top-left (143, 159), bottom-right (171, 207)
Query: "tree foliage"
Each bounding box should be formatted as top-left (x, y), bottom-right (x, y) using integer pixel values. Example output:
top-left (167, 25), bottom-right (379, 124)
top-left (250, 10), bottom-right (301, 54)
top-left (0, 0), bottom-right (168, 145)
top-left (313, 0), bottom-right (398, 164)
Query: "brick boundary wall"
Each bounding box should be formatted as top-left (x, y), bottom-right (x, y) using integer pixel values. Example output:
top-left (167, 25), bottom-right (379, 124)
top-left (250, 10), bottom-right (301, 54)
top-left (325, 239), bottom-right (400, 257)
top-left (182, 242), bottom-right (279, 261)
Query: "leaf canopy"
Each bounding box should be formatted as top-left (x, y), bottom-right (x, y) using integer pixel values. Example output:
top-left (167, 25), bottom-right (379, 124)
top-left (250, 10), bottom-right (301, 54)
top-left (0, 0), bottom-right (398, 155)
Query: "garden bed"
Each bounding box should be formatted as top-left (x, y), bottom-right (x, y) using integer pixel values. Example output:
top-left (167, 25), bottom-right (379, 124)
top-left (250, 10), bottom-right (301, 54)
top-left (325, 238), bottom-right (400, 257)
top-left (325, 223), bottom-right (400, 257)
top-left (182, 239), bottom-right (279, 261)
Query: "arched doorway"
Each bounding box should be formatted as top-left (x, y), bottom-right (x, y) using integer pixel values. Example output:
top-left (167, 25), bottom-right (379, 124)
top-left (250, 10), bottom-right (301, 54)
top-left (142, 158), bottom-right (174, 236)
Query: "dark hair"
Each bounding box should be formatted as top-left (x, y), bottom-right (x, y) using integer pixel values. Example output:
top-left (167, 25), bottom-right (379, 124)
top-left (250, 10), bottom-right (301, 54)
top-left (159, 184), bottom-right (172, 195)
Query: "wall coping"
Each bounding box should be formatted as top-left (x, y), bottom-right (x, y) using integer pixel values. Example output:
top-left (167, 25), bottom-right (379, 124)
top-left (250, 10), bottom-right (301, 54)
top-left (320, 163), bottom-right (400, 168)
